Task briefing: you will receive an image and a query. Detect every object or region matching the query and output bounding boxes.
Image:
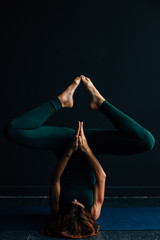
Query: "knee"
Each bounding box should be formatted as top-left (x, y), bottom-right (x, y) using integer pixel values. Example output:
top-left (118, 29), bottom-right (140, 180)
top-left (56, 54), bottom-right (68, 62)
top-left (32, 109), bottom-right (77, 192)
top-left (142, 130), bottom-right (155, 151)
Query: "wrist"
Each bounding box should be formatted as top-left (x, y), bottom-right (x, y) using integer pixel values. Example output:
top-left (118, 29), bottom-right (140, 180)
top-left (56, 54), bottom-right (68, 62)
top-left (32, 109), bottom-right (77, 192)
top-left (65, 148), bottom-right (74, 156)
top-left (63, 152), bottom-right (72, 157)
top-left (83, 146), bottom-right (91, 155)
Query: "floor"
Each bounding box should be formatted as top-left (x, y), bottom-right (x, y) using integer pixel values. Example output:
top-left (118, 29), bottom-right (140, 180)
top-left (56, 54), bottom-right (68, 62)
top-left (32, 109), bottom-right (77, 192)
top-left (1, 197), bottom-right (160, 240)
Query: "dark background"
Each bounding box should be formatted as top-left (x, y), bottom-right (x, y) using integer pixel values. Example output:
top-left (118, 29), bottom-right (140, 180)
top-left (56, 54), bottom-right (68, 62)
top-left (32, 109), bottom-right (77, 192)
top-left (0, 0), bottom-right (159, 196)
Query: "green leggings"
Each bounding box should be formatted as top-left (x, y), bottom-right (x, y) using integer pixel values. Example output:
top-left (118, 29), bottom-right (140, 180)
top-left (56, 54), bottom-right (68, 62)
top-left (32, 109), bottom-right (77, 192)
top-left (5, 97), bottom-right (155, 157)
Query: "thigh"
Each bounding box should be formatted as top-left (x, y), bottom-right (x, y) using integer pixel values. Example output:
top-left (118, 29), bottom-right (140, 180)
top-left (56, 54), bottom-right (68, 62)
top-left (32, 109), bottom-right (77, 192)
top-left (6, 125), bottom-right (75, 152)
top-left (85, 128), bottom-right (148, 155)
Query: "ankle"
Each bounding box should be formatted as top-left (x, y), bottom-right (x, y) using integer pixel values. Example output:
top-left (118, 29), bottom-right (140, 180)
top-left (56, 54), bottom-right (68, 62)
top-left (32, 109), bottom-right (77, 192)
top-left (58, 94), bottom-right (73, 108)
top-left (98, 98), bottom-right (105, 108)
top-left (58, 95), bottom-right (64, 108)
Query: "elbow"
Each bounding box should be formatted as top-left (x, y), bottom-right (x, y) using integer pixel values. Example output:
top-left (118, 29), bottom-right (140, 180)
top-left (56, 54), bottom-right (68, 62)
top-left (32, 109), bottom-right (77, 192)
top-left (101, 171), bottom-right (107, 179)
top-left (141, 130), bottom-right (155, 151)
top-left (98, 172), bottom-right (106, 182)
top-left (103, 172), bottom-right (107, 179)
top-left (101, 171), bottom-right (107, 180)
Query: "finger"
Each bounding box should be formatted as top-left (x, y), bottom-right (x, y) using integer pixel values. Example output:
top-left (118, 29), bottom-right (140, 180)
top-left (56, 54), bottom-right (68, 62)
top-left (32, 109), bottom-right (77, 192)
top-left (80, 121), bottom-right (85, 136)
top-left (79, 122), bottom-right (84, 137)
top-left (79, 122), bottom-right (83, 136)
top-left (77, 121), bottom-right (81, 135)
top-left (76, 136), bottom-right (79, 148)
top-left (81, 75), bottom-right (85, 81)
top-left (75, 121), bottom-right (81, 137)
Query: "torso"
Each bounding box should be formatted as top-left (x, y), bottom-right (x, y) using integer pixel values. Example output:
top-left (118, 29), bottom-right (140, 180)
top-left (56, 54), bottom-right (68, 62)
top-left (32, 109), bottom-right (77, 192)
top-left (58, 150), bottom-right (96, 212)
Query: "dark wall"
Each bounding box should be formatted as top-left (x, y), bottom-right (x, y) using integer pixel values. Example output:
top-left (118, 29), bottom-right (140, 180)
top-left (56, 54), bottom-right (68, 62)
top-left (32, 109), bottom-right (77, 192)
top-left (0, 0), bottom-right (159, 194)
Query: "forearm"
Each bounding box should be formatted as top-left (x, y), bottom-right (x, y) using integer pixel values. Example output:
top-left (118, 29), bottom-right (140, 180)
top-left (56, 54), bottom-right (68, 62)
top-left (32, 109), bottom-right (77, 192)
top-left (53, 148), bottom-right (74, 180)
top-left (84, 147), bottom-right (106, 181)
top-left (53, 122), bottom-right (80, 180)
top-left (50, 148), bottom-right (73, 217)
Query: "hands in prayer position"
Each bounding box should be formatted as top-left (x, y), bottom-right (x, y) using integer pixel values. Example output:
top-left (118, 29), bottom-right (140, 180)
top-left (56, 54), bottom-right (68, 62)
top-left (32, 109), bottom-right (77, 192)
top-left (70, 121), bottom-right (89, 153)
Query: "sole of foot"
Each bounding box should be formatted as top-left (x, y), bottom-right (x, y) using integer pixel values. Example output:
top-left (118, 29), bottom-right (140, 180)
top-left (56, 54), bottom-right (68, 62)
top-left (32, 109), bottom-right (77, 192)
top-left (81, 75), bottom-right (105, 110)
top-left (58, 76), bottom-right (81, 108)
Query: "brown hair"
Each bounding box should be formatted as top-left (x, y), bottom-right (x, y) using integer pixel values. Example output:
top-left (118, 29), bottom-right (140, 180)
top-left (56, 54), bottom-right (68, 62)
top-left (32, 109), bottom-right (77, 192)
top-left (46, 201), bottom-right (99, 238)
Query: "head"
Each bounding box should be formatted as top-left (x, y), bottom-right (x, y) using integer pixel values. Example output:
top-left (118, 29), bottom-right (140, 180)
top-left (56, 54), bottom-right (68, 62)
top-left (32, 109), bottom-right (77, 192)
top-left (72, 199), bottom-right (85, 208)
top-left (48, 201), bottom-right (99, 239)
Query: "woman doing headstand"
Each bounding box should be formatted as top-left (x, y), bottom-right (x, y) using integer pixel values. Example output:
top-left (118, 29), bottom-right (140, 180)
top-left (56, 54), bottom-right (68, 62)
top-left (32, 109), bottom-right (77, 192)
top-left (5, 75), bottom-right (155, 238)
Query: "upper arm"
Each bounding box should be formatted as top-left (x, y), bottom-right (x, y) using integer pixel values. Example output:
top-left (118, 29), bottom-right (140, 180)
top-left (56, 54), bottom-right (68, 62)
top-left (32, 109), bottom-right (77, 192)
top-left (91, 175), bottom-right (106, 220)
top-left (49, 172), bottom-right (61, 218)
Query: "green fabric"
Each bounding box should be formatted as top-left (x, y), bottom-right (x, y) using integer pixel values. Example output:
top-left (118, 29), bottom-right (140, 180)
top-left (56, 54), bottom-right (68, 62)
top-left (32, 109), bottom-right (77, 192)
top-left (5, 97), bottom-right (155, 212)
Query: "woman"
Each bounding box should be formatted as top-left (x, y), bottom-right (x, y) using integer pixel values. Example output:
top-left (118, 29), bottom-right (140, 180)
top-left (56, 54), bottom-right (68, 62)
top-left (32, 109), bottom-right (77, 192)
top-left (5, 75), bottom-right (155, 238)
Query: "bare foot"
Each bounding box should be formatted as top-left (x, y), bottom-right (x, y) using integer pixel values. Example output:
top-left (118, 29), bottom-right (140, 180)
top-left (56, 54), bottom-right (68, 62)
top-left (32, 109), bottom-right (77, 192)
top-left (58, 77), bottom-right (81, 108)
top-left (81, 75), bottom-right (105, 110)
